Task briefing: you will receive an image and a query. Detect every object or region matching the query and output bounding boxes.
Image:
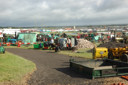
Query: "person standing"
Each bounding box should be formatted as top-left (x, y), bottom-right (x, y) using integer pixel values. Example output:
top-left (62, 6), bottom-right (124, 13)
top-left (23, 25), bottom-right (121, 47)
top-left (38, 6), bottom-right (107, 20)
top-left (0, 38), bottom-right (1, 46)
top-left (0, 37), bottom-right (3, 46)
top-left (67, 38), bottom-right (71, 49)
top-left (50, 38), bottom-right (55, 49)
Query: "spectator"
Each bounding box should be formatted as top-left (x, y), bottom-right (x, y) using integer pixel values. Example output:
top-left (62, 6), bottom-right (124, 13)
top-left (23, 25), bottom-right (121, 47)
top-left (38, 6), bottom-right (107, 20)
top-left (0, 37), bottom-right (3, 46)
top-left (67, 38), bottom-right (71, 49)
top-left (50, 38), bottom-right (55, 49)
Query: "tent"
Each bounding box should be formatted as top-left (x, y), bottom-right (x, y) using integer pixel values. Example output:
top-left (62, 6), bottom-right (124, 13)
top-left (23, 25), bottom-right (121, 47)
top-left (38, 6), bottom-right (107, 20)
top-left (18, 33), bottom-right (36, 44)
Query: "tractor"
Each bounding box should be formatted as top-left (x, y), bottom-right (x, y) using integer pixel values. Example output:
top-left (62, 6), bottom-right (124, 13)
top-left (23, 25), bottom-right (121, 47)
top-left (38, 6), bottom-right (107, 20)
top-left (108, 47), bottom-right (128, 62)
top-left (93, 46), bottom-right (128, 62)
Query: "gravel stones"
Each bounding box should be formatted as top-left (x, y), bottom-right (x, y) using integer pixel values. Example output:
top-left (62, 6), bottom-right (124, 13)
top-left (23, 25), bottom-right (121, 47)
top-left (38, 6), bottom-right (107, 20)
top-left (76, 39), bottom-right (94, 49)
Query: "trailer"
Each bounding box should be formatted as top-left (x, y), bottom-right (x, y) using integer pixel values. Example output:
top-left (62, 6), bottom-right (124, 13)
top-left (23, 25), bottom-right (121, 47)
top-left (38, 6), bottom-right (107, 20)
top-left (70, 59), bottom-right (128, 79)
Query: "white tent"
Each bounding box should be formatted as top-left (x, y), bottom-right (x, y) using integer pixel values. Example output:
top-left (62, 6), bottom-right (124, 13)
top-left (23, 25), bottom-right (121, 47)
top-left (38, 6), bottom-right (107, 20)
top-left (3, 29), bottom-right (21, 35)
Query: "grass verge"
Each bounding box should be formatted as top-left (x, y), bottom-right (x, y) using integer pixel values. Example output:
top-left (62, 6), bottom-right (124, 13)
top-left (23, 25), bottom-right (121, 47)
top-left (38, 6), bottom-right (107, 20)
top-left (58, 42), bottom-right (101, 59)
top-left (4, 45), bottom-right (34, 49)
top-left (58, 48), bottom-right (93, 59)
top-left (0, 52), bottom-right (36, 84)
top-left (4, 42), bottom-right (100, 59)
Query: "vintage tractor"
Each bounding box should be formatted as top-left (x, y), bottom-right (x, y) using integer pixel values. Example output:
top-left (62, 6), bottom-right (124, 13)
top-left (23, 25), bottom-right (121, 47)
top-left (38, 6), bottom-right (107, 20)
top-left (108, 47), bottom-right (128, 62)
top-left (93, 47), bottom-right (108, 59)
top-left (93, 46), bottom-right (128, 62)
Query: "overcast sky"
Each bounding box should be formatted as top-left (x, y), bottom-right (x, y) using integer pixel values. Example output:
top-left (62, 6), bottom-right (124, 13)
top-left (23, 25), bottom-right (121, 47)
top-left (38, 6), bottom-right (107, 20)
top-left (0, 0), bottom-right (128, 27)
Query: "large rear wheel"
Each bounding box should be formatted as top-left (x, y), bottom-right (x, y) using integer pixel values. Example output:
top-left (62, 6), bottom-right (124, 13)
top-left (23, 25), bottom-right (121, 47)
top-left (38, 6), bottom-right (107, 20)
top-left (121, 54), bottom-right (128, 62)
top-left (3, 50), bottom-right (5, 54)
top-left (108, 52), bottom-right (114, 60)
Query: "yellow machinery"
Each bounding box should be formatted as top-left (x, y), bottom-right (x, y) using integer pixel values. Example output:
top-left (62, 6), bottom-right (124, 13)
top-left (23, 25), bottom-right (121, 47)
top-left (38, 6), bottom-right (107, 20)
top-left (93, 47), bottom-right (108, 59)
top-left (93, 46), bottom-right (128, 62)
top-left (108, 47), bottom-right (128, 62)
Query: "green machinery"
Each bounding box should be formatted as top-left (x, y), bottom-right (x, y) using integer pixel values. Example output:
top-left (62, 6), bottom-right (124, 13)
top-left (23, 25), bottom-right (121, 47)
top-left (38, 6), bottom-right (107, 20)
top-left (33, 43), bottom-right (44, 49)
top-left (0, 46), bottom-right (5, 53)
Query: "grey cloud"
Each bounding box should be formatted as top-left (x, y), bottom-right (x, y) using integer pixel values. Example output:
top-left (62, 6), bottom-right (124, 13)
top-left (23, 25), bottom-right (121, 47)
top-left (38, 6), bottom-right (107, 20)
top-left (0, 0), bottom-right (128, 26)
top-left (95, 0), bottom-right (128, 11)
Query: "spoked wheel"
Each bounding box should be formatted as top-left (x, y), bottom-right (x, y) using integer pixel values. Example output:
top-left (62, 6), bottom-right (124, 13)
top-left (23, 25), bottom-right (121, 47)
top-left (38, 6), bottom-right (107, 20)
top-left (55, 46), bottom-right (60, 52)
top-left (120, 54), bottom-right (128, 62)
top-left (108, 52), bottom-right (114, 60)
top-left (3, 50), bottom-right (5, 54)
top-left (92, 47), bottom-right (95, 59)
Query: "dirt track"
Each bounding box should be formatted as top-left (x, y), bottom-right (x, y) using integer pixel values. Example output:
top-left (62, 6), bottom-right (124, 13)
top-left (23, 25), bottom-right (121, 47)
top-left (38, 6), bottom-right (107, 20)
top-left (6, 48), bottom-right (128, 85)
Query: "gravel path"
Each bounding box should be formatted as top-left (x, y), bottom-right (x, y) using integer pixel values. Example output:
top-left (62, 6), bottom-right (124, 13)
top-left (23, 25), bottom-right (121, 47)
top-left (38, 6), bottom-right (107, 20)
top-left (6, 48), bottom-right (128, 85)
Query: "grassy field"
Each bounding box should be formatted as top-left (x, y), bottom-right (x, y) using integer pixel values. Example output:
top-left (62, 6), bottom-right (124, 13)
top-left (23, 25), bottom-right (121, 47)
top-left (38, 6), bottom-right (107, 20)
top-left (58, 48), bottom-right (93, 59)
top-left (5, 45), bottom-right (93, 59)
top-left (4, 42), bottom-right (101, 59)
top-left (58, 43), bottom-right (101, 59)
top-left (4, 45), bottom-right (34, 49)
top-left (0, 52), bottom-right (36, 83)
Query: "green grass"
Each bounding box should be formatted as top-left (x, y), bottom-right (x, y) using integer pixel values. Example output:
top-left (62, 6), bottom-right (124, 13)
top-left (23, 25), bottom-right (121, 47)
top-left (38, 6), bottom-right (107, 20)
top-left (0, 52), bottom-right (36, 82)
top-left (19, 45), bottom-right (34, 49)
top-left (58, 48), bottom-right (93, 59)
top-left (4, 42), bottom-right (100, 59)
top-left (58, 43), bottom-right (101, 59)
top-left (4, 45), bottom-right (34, 49)
top-left (95, 42), bottom-right (101, 47)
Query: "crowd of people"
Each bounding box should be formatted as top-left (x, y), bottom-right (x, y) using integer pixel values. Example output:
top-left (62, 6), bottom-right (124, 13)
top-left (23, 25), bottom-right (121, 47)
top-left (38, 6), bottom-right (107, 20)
top-left (1, 32), bottom-right (125, 50)
top-left (35, 33), bottom-right (79, 51)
